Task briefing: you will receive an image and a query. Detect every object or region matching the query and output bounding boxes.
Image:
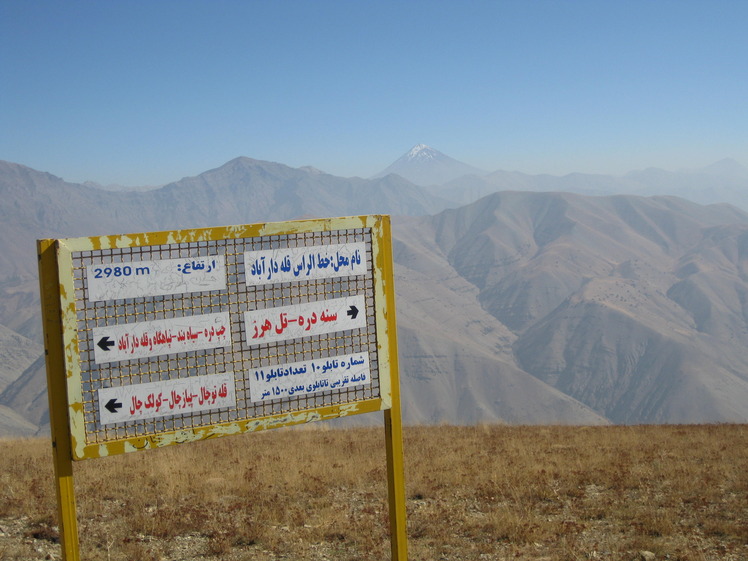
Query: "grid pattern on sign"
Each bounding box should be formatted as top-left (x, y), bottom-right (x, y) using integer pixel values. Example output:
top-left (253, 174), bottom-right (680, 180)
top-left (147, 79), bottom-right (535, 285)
top-left (69, 228), bottom-right (380, 445)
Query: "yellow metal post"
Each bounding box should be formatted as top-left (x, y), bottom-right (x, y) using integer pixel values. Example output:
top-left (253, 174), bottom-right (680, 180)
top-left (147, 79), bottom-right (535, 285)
top-left (380, 217), bottom-right (408, 561)
top-left (384, 407), bottom-right (408, 560)
top-left (38, 239), bottom-right (81, 561)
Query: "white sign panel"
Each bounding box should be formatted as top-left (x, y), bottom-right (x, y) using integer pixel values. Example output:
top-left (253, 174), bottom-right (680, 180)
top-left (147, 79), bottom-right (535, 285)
top-left (97, 372), bottom-right (236, 425)
top-left (249, 352), bottom-right (370, 402)
top-left (87, 255), bottom-right (226, 302)
top-left (245, 295), bottom-right (366, 345)
top-left (92, 312), bottom-right (231, 364)
top-left (244, 243), bottom-right (367, 285)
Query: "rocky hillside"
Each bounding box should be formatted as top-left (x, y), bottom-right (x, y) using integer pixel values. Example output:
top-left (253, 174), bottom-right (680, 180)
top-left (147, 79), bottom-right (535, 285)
top-left (396, 192), bottom-right (748, 423)
top-left (3, 158), bottom-right (748, 434)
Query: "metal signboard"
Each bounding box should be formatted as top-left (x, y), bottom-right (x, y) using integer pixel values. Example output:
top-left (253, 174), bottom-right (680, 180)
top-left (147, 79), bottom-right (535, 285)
top-left (39, 216), bottom-right (400, 460)
top-left (38, 215), bottom-right (407, 561)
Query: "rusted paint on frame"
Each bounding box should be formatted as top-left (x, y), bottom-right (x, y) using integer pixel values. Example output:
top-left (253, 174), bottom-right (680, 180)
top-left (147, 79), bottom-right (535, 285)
top-left (81, 399), bottom-right (384, 459)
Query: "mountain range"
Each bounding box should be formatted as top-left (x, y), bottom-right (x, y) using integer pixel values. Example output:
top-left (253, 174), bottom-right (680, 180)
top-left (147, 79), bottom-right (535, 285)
top-left (2, 146), bottom-right (748, 435)
top-left (373, 144), bottom-right (748, 212)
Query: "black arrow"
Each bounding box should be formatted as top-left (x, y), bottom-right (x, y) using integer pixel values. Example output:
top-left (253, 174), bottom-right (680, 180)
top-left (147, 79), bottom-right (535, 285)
top-left (97, 336), bottom-right (115, 352)
top-left (347, 305), bottom-right (359, 320)
top-left (105, 398), bottom-right (122, 414)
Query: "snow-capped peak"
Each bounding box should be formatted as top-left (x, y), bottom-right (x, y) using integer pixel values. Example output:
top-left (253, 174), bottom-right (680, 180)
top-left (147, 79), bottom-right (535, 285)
top-left (372, 144), bottom-right (487, 185)
top-left (406, 144), bottom-right (437, 161)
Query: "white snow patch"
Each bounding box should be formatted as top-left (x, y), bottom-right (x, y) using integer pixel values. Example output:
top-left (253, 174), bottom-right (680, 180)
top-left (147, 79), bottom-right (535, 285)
top-left (407, 144), bottom-right (436, 161)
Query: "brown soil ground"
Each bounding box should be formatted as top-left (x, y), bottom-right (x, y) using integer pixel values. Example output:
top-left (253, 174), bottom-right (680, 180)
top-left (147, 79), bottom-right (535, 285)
top-left (1, 424), bottom-right (747, 560)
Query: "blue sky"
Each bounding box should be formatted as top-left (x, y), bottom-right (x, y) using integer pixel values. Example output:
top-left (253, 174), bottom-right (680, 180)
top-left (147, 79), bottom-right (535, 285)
top-left (2, 0), bottom-right (747, 186)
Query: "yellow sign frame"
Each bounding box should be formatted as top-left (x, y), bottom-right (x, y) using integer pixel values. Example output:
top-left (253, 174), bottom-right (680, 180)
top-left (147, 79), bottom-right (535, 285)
top-left (38, 215), bottom-right (407, 560)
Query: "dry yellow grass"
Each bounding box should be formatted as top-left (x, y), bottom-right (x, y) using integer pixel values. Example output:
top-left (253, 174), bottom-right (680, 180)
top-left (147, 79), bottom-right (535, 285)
top-left (1, 424), bottom-right (747, 560)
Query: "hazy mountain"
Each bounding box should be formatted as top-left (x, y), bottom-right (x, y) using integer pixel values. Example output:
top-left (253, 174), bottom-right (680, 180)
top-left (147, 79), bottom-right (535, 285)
top-left (0, 277), bottom-right (43, 358)
top-left (698, 157), bottom-right (748, 180)
top-left (393, 216), bottom-right (609, 425)
top-left (0, 356), bottom-right (48, 435)
top-left (373, 144), bottom-right (487, 186)
top-left (622, 162), bottom-right (748, 210)
top-left (412, 191), bottom-right (748, 423)
top-left (0, 157), bottom-right (451, 337)
top-left (3, 158), bottom-right (748, 435)
top-left (434, 158), bottom-right (748, 212)
top-left (148, 156), bottom-right (451, 225)
top-left (0, 404), bottom-right (37, 436)
top-left (0, 323), bottom-right (41, 392)
top-left (82, 180), bottom-right (159, 192)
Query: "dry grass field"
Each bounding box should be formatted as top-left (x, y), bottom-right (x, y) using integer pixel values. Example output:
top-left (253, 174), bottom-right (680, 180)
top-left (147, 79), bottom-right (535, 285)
top-left (1, 424), bottom-right (747, 561)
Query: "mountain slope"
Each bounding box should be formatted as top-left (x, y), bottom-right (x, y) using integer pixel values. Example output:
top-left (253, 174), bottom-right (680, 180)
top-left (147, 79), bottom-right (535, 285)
top-left (0, 324), bottom-right (41, 393)
top-left (0, 157), bottom-right (450, 339)
top-left (435, 160), bottom-right (748, 212)
top-left (373, 144), bottom-right (486, 186)
top-left (3, 159), bottom-right (748, 433)
top-left (147, 157), bottom-right (452, 227)
top-left (0, 356), bottom-right (48, 432)
top-left (393, 216), bottom-right (608, 425)
top-left (418, 192), bottom-right (748, 423)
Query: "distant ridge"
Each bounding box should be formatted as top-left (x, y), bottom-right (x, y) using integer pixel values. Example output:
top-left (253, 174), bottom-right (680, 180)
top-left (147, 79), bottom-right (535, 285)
top-left (698, 157), bottom-right (748, 179)
top-left (433, 158), bottom-right (748, 212)
top-left (395, 191), bottom-right (748, 424)
top-left (373, 144), bottom-right (486, 186)
top-left (3, 157), bottom-right (748, 433)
